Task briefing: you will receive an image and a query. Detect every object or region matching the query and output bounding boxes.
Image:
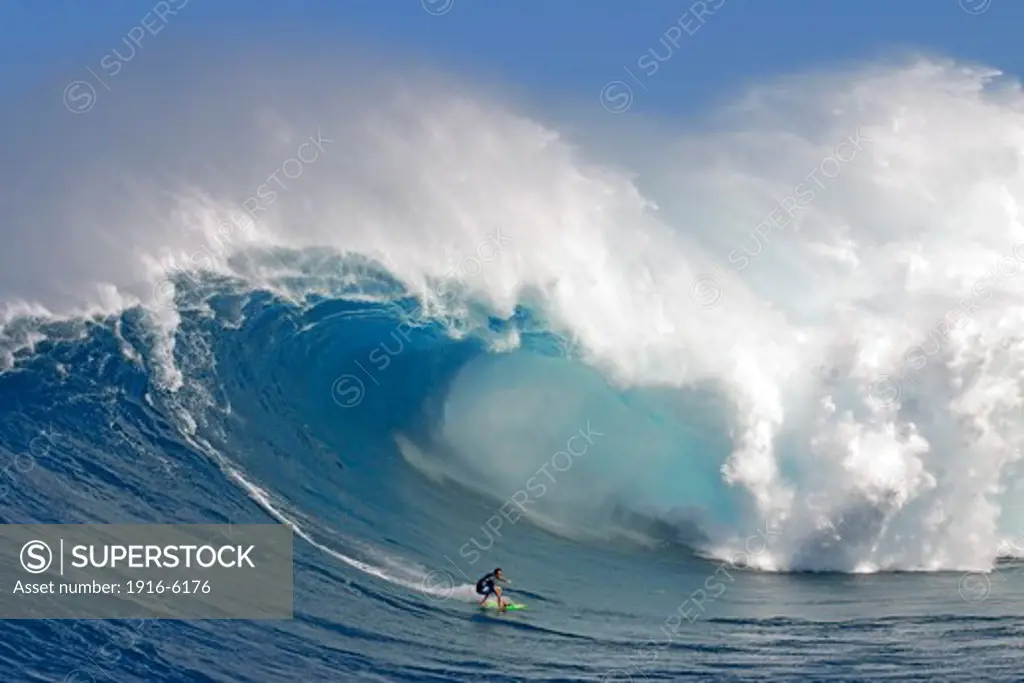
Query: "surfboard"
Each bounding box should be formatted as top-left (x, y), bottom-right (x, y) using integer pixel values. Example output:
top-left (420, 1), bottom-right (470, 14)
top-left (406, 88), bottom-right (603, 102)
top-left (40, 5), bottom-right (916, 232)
top-left (480, 601), bottom-right (526, 612)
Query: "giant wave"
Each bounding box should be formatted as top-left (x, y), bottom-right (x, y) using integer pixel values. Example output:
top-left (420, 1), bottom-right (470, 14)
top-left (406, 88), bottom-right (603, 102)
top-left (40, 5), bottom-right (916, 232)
top-left (4, 51), bottom-right (1024, 596)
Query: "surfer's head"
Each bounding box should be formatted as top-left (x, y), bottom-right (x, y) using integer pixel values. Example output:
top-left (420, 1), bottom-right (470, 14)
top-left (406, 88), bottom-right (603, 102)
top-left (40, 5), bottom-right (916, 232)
top-left (494, 567), bottom-right (503, 578)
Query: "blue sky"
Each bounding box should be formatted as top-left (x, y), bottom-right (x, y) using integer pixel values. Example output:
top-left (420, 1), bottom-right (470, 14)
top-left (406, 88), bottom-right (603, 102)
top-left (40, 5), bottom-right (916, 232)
top-left (1, 0), bottom-right (1020, 117)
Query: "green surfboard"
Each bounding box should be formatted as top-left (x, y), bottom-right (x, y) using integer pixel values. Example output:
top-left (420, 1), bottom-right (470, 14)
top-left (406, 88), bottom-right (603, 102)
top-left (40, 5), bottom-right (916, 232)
top-left (480, 601), bottom-right (526, 612)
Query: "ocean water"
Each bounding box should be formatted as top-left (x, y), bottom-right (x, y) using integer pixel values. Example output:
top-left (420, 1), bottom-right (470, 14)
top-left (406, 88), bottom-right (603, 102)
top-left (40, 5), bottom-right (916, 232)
top-left (4, 51), bottom-right (1024, 682)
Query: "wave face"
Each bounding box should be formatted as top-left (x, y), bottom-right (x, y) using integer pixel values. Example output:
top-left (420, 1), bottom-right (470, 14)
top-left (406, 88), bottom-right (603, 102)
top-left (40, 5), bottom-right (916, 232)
top-left (5, 51), bottom-right (1024, 680)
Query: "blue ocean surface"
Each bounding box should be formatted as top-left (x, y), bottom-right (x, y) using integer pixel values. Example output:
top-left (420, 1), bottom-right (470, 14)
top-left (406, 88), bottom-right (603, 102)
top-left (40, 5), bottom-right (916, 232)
top-left (2, 264), bottom-right (1024, 682)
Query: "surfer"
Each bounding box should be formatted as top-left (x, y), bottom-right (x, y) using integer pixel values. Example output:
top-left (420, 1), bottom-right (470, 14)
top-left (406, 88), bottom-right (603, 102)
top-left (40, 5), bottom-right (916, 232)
top-left (475, 567), bottom-right (510, 608)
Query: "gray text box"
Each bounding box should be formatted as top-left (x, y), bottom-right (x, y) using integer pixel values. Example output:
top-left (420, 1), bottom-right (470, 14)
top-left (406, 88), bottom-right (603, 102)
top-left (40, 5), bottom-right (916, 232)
top-left (0, 525), bottom-right (292, 619)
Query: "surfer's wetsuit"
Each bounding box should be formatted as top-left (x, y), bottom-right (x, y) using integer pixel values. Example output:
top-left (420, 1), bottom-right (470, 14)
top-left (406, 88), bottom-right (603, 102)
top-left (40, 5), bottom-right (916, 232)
top-left (475, 572), bottom-right (497, 599)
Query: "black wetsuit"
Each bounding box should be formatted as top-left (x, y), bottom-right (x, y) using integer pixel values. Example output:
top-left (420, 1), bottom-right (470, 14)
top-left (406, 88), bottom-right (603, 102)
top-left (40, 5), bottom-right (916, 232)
top-left (475, 572), bottom-right (498, 598)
